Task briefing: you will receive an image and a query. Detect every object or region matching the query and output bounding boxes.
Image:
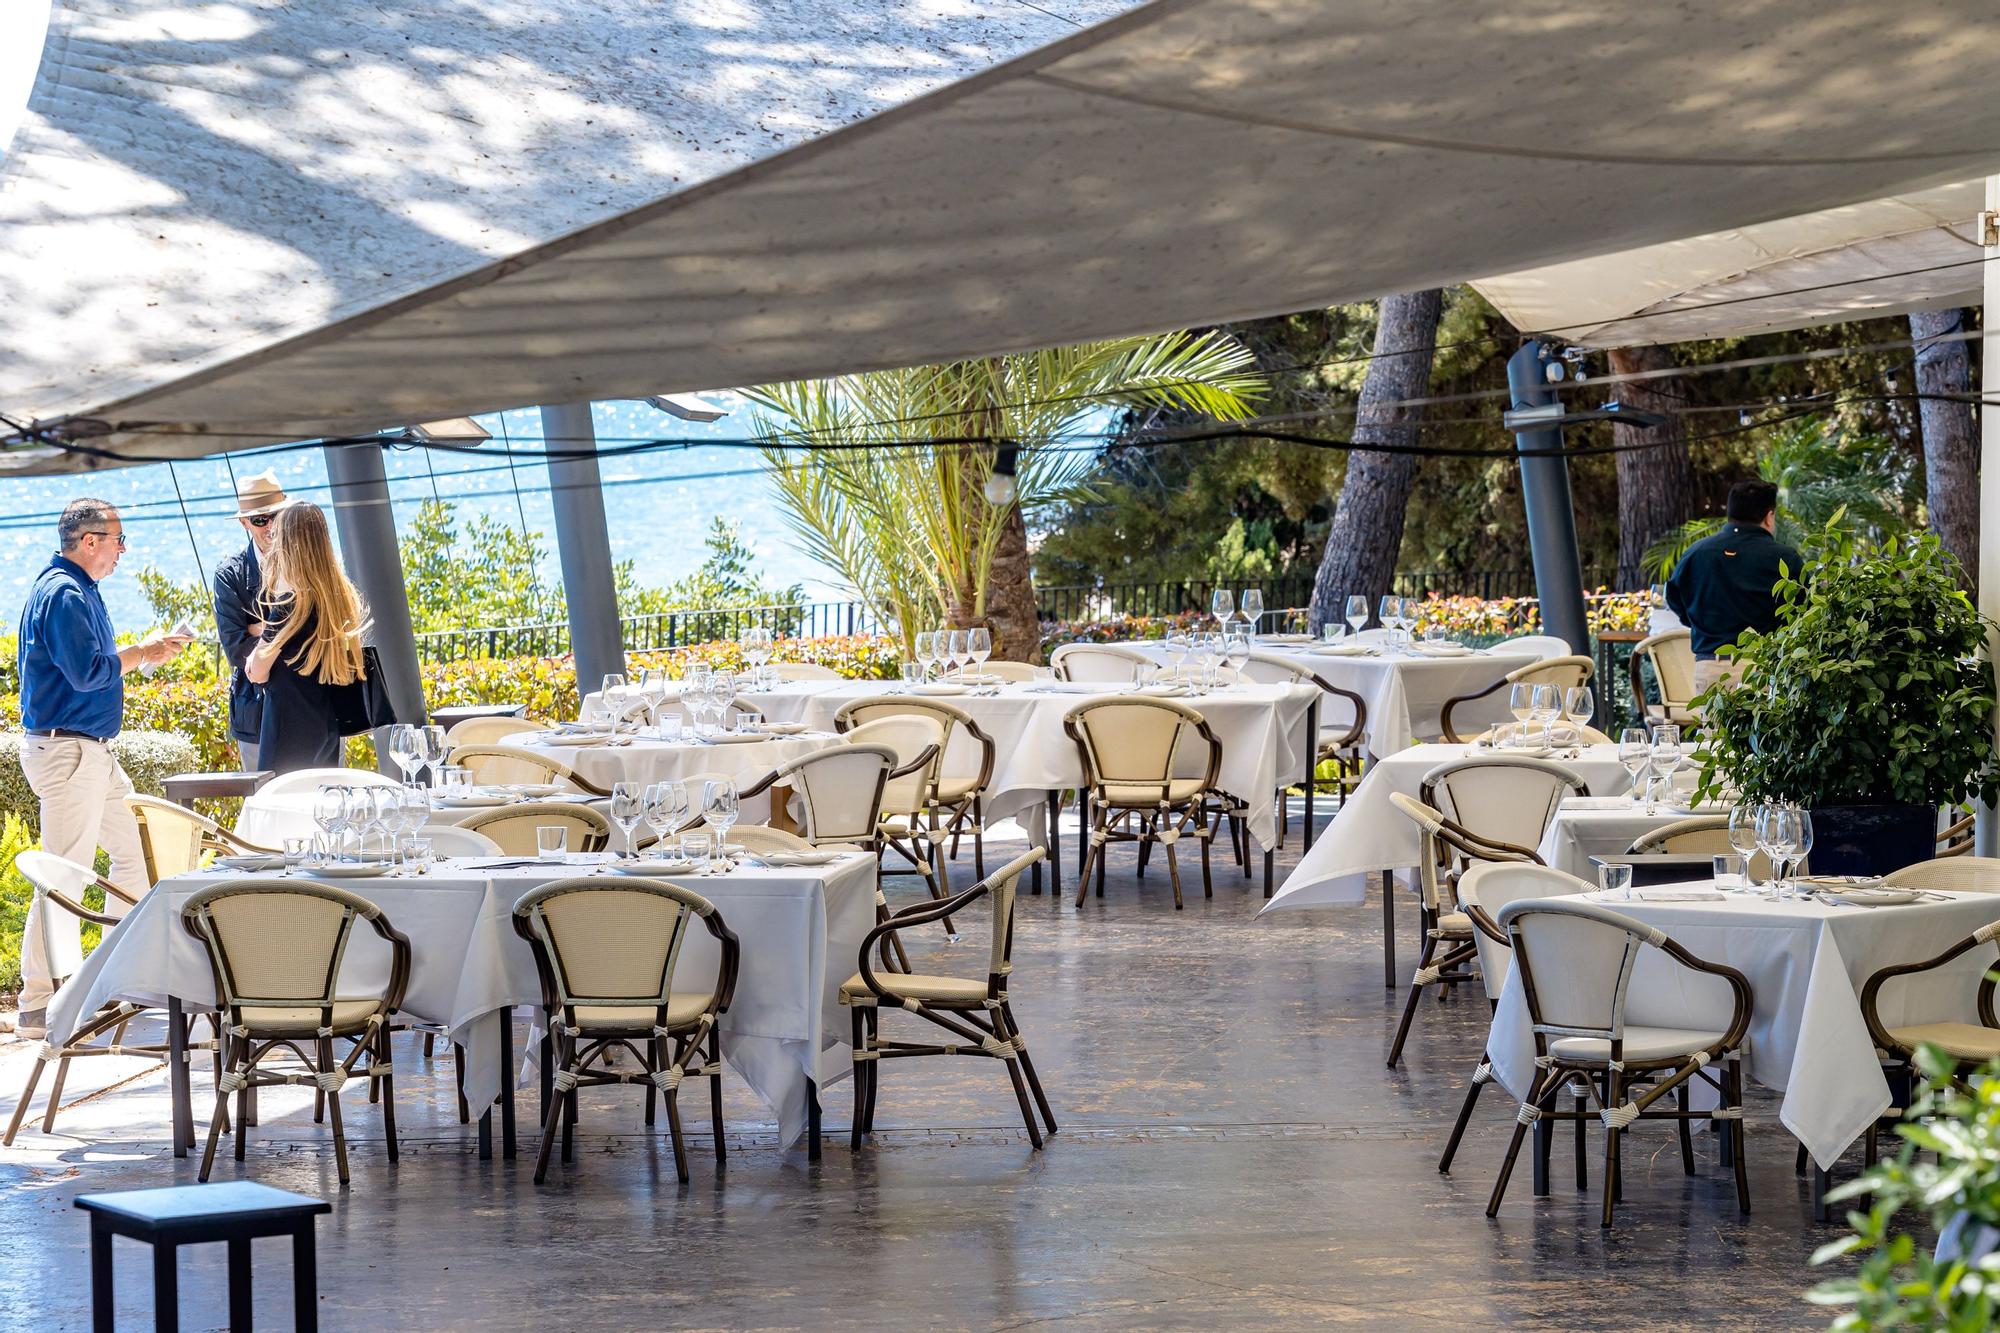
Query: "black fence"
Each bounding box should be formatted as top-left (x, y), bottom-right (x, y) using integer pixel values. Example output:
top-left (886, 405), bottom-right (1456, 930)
top-left (1032, 569), bottom-right (1619, 623)
top-left (411, 600), bottom-right (882, 662)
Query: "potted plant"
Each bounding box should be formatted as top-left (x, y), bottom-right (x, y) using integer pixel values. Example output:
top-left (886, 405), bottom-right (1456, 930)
top-left (1809, 1046), bottom-right (2000, 1328)
top-left (1692, 522), bottom-right (1998, 877)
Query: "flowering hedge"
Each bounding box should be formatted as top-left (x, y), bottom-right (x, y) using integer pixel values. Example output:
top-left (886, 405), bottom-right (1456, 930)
top-left (1038, 591), bottom-right (1651, 647)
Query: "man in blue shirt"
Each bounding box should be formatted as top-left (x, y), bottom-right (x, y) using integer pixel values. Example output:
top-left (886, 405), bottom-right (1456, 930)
top-left (15, 499), bottom-right (187, 1037)
top-left (1665, 480), bottom-right (1802, 693)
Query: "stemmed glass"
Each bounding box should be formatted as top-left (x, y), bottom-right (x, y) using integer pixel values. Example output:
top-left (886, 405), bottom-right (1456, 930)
top-left (706, 671), bottom-right (737, 735)
top-left (1792, 805), bottom-right (1815, 885)
top-left (739, 627), bottom-right (774, 683)
top-left (1529, 684), bottom-right (1561, 747)
top-left (1757, 802), bottom-right (1803, 898)
top-left (1223, 631), bottom-right (1251, 682)
top-left (949, 631), bottom-right (972, 682)
top-left (638, 667), bottom-right (669, 725)
top-left (642, 781), bottom-right (691, 858)
top-left (1344, 594), bottom-right (1369, 638)
top-left (1728, 804), bottom-right (1762, 891)
top-left (1562, 687), bottom-right (1594, 740)
top-left (312, 785), bottom-right (347, 866)
top-left (1618, 728), bottom-right (1650, 802)
top-left (1164, 629), bottom-right (1191, 685)
top-left (609, 781), bottom-right (647, 860)
top-left (392, 787), bottom-right (429, 868)
top-left (1646, 724), bottom-right (1683, 814)
top-left (1241, 589), bottom-right (1264, 636)
top-left (1507, 683), bottom-right (1535, 746)
top-left (915, 631), bottom-right (939, 683)
top-left (967, 628), bottom-right (992, 679)
top-left (702, 780), bottom-right (740, 871)
top-left (600, 673), bottom-right (629, 730)
top-left (1210, 588), bottom-right (1234, 630)
top-left (419, 725), bottom-right (449, 785)
top-left (387, 724), bottom-right (424, 786)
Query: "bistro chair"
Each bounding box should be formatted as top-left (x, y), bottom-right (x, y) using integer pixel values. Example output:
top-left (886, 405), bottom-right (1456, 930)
top-left (1885, 856), bottom-right (2000, 894)
top-left (1438, 657), bottom-right (1596, 744)
top-left (842, 713), bottom-right (951, 901)
top-left (1241, 651), bottom-right (1368, 826)
top-left (1487, 897), bottom-right (1752, 1228)
top-left (767, 662), bottom-right (841, 681)
top-left (412, 824), bottom-right (503, 857)
top-left (126, 794), bottom-right (277, 883)
top-left (1491, 634), bottom-right (1571, 660)
top-left (1861, 918), bottom-right (2000, 1085)
top-left (1467, 722), bottom-right (1614, 747)
top-left (742, 742), bottom-right (936, 971)
top-left (1383, 792), bottom-right (1545, 1070)
top-left (1438, 861), bottom-right (1594, 1176)
top-left (1626, 817), bottom-right (1732, 855)
top-left (836, 696), bottom-right (997, 877)
top-left (252, 768), bottom-right (402, 800)
top-left (841, 848), bottom-right (1054, 1149)
top-left (1064, 696), bottom-right (1222, 910)
top-left (443, 715), bottom-right (544, 747)
top-left (458, 802), bottom-right (611, 856)
top-left (445, 745), bottom-right (587, 792)
top-left (729, 825), bottom-right (812, 854)
top-left (182, 880), bottom-right (410, 1187)
top-left (980, 661), bottom-right (1039, 683)
top-left (1937, 810), bottom-right (1977, 858)
top-left (512, 876), bottom-right (739, 1184)
top-left (1630, 629), bottom-right (1699, 727)
top-left (1050, 643), bottom-right (1153, 684)
top-left (3, 852), bottom-right (195, 1146)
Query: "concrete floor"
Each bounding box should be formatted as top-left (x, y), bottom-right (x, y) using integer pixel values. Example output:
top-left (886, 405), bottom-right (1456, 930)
top-left (0, 807), bottom-right (1850, 1330)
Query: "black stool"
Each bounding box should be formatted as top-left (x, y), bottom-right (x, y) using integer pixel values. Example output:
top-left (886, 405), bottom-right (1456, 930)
top-left (76, 1181), bottom-right (330, 1332)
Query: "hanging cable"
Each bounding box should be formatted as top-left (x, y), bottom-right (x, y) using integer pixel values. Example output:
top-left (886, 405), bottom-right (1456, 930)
top-left (164, 459), bottom-right (210, 598)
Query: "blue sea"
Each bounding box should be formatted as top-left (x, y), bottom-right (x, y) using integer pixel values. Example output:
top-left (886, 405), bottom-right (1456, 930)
top-left (0, 398), bottom-right (851, 631)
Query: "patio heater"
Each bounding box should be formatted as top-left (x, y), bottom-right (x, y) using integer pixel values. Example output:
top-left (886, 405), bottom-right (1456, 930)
top-left (1502, 340), bottom-right (1667, 678)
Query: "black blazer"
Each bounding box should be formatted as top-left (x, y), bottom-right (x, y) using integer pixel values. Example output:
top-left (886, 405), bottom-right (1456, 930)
top-left (211, 541), bottom-right (263, 744)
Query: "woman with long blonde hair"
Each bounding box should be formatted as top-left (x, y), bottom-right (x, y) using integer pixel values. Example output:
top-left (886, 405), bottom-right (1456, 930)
top-left (245, 501), bottom-right (374, 771)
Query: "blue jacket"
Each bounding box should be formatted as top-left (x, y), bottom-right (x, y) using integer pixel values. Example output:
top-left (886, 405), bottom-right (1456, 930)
top-left (212, 541), bottom-right (264, 743)
top-left (1665, 523), bottom-right (1803, 658)
top-left (17, 555), bottom-right (124, 738)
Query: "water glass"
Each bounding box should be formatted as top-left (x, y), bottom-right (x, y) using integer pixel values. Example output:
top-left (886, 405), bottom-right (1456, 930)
top-left (1711, 853), bottom-right (1744, 892)
top-left (901, 662), bottom-right (925, 690)
top-left (1618, 728), bottom-right (1650, 802)
top-left (536, 825), bottom-right (569, 863)
top-left (1599, 862), bottom-right (1634, 902)
top-left (1321, 622), bottom-right (1343, 644)
top-left (659, 714), bottom-right (685, 743)
top-left (967, 627), bottom-right (992, 676)
top-left (679, 832), bottom-right (712, 873)
top-left (610, 781), bottom-right (646, 859)
top-left (282, 837), bottom-right (310, 874)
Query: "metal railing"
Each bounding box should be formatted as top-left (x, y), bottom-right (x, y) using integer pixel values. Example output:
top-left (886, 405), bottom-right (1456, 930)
top-left (410, 600), bottom-right (882, 662)
top-left (1030, 570), bottom-right (1618, 624)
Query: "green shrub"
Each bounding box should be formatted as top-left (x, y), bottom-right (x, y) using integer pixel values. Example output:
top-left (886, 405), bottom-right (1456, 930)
top-left (0, 814), bottom-right (32, 994)
top-left (0, 730), bottom-right (200, 832)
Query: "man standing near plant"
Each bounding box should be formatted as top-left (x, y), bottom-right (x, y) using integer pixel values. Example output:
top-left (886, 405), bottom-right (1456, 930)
top-left (1666, 479), bottom-right (1802, 693)
top-left (212, 471), bottom-right (289, 769)
top-left (14, 500), bottom-right (187, 1038)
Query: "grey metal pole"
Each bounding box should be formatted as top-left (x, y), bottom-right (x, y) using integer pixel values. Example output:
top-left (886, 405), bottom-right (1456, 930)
top-left (322, 442), bottom-right (429, 750)
top-left (541, 402), bottom-right (626, 693)
top-left (1506, 340), bottom-right (1591, 655)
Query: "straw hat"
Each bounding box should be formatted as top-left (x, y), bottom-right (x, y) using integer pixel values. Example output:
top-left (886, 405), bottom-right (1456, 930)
top-left (233, 471), bottom-right (290, 518)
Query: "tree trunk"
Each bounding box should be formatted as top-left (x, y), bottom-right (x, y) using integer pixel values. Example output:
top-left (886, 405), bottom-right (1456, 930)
top-left (1605, 344), bottom-right (1696, 590)
top-left (1307, 289), bottom-right (1444, 632)
top-left (1911, 307), bottom-right (1979, 589)
top-left (986, 501), bottom-right (1042, 662)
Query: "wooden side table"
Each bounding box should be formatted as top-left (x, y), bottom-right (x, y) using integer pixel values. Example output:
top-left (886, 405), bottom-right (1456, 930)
top-left (76, 1181), bottom-right (330, 1332)
top-left (430, 702), bottom-right (528, 732)
top-left (161, 771), bottom-right (271, 809)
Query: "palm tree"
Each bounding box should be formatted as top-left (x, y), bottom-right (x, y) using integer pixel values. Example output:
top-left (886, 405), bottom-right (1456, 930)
top-left (751, 335), bottom-right (1263, 660)
top-left (1641, 418), bottom-right (1914, 578)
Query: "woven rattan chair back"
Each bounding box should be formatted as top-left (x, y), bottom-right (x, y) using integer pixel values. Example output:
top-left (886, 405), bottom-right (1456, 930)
top-left (444, 716), bottom-right (542, 747)
top-left (459, 802), bottom-right (610, 855)
top-left (839, 699), bottom-right (977, 788)
top-left (183, 880), bottom-right (382, 1012)
top-left (1503, 655), bottom-right (1595, 691)
top-left (414, 824), bottom-right (503, 856)
top-left (1067, 697), bottom-right (1201, 794)
top-left (981, 661), bottom-right (1038, 682)
top-left (776, 743), bottom-right (897, 843)
top-left (514, 878), bottom-right (713, 1008)
top-left (1628, 817), bottom-right (1732, 854)
top-left (254, 768), bottom-right (401, 799)
top-left (1456, 861), bottom-right (1593, 998)
top-left (1497, 898), bottom-right (1653, 1044)
top-left (1050, 643), bottom-right (1151, 684)
top-left (768, 662), bottom-right (841, 681)
top-left (124, 794), bottom-right (211, 884)
top-left (13, 851), bottom-right (106, 985)
top-left (1423, 757), bottom-right (1585, 853)
top-left (1888, 856), bottom-right (2000, 893)
top-left (730, 825), bottom-right (812, 853)
top-left (1634, 630), bottom-right (1698, 720)
top-left (447, 745), bottom-right (575, 788)
top-left (845, 715), bottom-right (945, 817)
top-left (1492, 634), bottom-right (1571, 660)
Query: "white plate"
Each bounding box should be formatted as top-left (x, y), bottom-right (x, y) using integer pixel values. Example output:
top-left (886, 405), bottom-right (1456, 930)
top-left (753, 722), bottom-right (810, 736)
top-left (1310, 644), bottom-right (1378, 657)
top-left (913, 682), bottom-right (970, 696)
top-left (1257, 634), bottom-right (1314, 645)
top-left (312, 862), bottom-right (392, 878)
top-left (218, 853), bottom-right (284, 871)
top-left (1824, 885), bottom-right (1918, 907)
top-left (435, 794), bottom-right (512, 808)
top-left (489, 783), bottom-right (566, 798)
top-left (534, 732), bottom-right (609, 747)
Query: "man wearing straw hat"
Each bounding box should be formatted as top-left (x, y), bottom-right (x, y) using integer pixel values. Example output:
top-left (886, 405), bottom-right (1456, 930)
top-left (212, 471), bottom-right (290, 770)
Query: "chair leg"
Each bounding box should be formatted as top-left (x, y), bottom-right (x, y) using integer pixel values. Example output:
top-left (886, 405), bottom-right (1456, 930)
top-left (708, 1026), bottom-right (726, 1164)
top-left (532, 1058), bottom-right (569, 1184)
top-left (862, 1010), bottom-right (882, 1132)
top-left (973, 798), bottom-right (987, 879)
top-left (643, 1044), bottom-right (658, 1127)
top-left (377, 1025), bottom-right (399, 1166)
top-left (199, 1077), bottom-right (232, 1183)
top-left (1487, 1070), bottom-right (1552, 1217)
top-left (320, 1036), bottom-right (350, 1188)
top-left (1601, 1069), bottom-right (1622, 1229)
top-left (850, 1010), bottom-right (868, 1150)
top-left (1163, 836), bottom-right (1185, 910)
top-left (1075, 813), bottom-right (1104, 909)
top-left (1003, 1004), bottom-right (1057, 1136)
top-left (1729, 1060), bottom-right (1751, 1214)
top-left (1438, 1061), bottom-right (1486, 1174)
top-left (1002, 1047), bottom-right (1044, 1151)
top-left (3, 1054), bottom-right (48, 1146)
top-left (454, 1044), bottom-right (471, 1125)
top-left (423, 1032), bottom-right (436, 1059)
top-left (234, 1044), bottom-right (251, 1163)
top-left (38, 1056), bottom-right (71, 1136)
top-left (663, 1090), bottom-right (690, 1184)
top-left (1574, 1088), bottom-right (1588, 1190)
top-left (1385, 934), bottom-right (1438, 1069)
top-left (1675, 1081), bottom-right (1694, 1175)
top-left (1198, 809), bottom-right (1214, 898)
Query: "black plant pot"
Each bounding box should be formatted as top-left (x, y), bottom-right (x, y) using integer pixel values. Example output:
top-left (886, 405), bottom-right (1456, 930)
top-left (1805, 803), bottom-right (1936, 878)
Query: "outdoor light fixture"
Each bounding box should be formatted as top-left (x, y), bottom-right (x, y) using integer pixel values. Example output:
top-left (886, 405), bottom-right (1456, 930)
top-left (983, 442), bottom-right (1020, 505)
top-left (645, 393), bottom-right (728, 422)
top-left (1501, 400), bottom-right (1670, 431)
top-left (402, 417), bottom-right (491, 443)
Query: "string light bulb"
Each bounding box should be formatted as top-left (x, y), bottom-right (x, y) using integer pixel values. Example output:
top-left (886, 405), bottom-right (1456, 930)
top-left (982, 441), bottom-right (1020, 505)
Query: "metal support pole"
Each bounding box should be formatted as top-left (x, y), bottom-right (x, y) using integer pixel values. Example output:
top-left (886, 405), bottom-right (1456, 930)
top-left (541, 402), bottom-right (626, 694)
top-left (323, 443), bottom-right (428, 744)
top-left (1977, 176), bottom-right (2000, 856)
top-left (1506, 340), bottom-right (1591, 655)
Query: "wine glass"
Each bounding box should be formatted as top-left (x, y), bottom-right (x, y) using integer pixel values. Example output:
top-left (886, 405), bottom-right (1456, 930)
top-left (946, 631), bottom-right (969, 682)
top-left (1727, 804), bottom-right (1762, 890)
top-left (1164, 629), bottom-right (1191, 684)
top-left (1647, 728), bottom-right (1683, 815)
top-left (600, 672), bottom-right (628, 727)
top-left (1344, 595), bottom-right (1369, 638)
top-left (1223, 631), bottom-right (1251, 681)
top-left (1562, 686), bottom-right (1594, 736)
top-left (1508, 683), bottom-right (1535, 740)
top-left (740, 627), bottom-right (773, 675)
top-left (915, 631), bottom-right (939, 682)
top-left (387, 724), bottom-right (423, 786)
top-left (967, 627), bottom-right (992, 678)
top-left (643, 781), bottom-right (690, 856)
top-left (312, 785), bottom-right (347, 866)
top-left (609, 781), bottom-right (647, 860)
top-left (1792, 804), bottom-right (1815, 884)
top-left (1529, 684), bottom-right (1561, 747)
top-left (1210, 587), bottom-right (1234, 628)
top-left (638, 666), bottom-right (669, 723)
top-left (1241, 588), bottom-right (1264, 636)
top-left (1618, 728), bottom-right (1650, 802)
top-left (419, 725), bottom-right (450, 785)
top-left (1759, 802), bottom-right (1802, 898)
top-left (707, 671), bottom-right (737, 734)
top-left (702, 779), bottom-right (740, 869)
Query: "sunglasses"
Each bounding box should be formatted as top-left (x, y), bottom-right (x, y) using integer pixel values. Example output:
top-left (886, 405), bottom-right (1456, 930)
top-left (245, 513), bottom-right (276, 528)
top-left (84, 530), bottom-right (128, 548)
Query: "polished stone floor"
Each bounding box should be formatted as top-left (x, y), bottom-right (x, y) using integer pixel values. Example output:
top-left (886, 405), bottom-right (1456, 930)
top-left (1, 807), bottom-right (1848, 1330)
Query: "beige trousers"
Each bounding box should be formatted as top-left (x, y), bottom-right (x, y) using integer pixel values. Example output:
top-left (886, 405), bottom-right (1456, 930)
top-left (1692, 658), bottom-right (1744, 694)
top-left (16, 736), bottom-right (145, 1037)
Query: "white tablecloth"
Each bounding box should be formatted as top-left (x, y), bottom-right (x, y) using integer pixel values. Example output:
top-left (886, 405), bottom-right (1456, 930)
top-left (750, 679), bottom-right (1318, 851)
top-left (1263, 744), bottom-right (1639, 910)
top-left (1486, 887), bottom-right (2000, 1169)
top-left (1535, 800), bottom-right (1728, 879)
top-left (516, 730), bottom-right (842, 793)
top-left (44, 855), bottom-right (877, 1147)
top-left (1122, 640), bottom-right (1543, 757)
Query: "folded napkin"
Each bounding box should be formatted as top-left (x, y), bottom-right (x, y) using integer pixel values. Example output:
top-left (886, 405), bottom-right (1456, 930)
top-left (1309, 644), bottom-right (1378, 658)
top-left (1591, 885), bottom-right (1726, 903)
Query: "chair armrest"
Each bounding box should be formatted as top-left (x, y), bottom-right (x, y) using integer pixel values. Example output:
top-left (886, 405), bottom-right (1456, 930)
top-left (700, 913), bottom-right (743, 1014)
top-left (1859, 931), bottom-right (1995, 1056)
top-left (1653, 938), bottom-right (1755, 1051)
top-left (1306, 674), bottom-right (1369, 751)
top-left (370, 918), bottom-right (416, 1014)
top-left (856, 882), bottom-right (993, 998)
top-left (736, 769), bottom-right (782, 801)
top-left (1438, 677), bottom-right (1507, 744)
top-left (45, 887), bottom-right (124, 928)
top-left (888, 744), bottom-right (941, 783)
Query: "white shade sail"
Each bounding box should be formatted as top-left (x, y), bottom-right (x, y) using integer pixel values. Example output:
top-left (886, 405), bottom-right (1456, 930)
top-left (9, 0), bottom-right (2000, 472)
top-left (1472, 180), bottom-right (1987, 348)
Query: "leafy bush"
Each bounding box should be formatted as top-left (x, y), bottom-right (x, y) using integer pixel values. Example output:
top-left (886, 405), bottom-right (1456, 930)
top-left (0, 731), bottom-right (200, 831)
top-left (0, 814), bottom-right (33, 994)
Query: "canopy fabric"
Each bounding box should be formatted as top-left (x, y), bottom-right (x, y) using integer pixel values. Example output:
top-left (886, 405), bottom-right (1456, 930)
top-left (1472, 180), bottom-right (1987, 349)
top-left (9, 0), bottom-right (2000, 472)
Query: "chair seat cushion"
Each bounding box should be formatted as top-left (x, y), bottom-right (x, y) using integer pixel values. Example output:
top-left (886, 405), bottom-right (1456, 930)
top-left (1887, 1021), bottom-right (2000, 1062)
top-left (568, 993), bottom-right (715, 1032)
top-left (933, 776), bottom-right (982, 803)
top-left (1549, 1025), bottom-right (1727, 1065)
top-left (838, 971), bottom-right (990, 1006)
top-left (1435, 911), bottom-right (1472, 935)
top-left (237, 999), bottom-right (384, 1035)
top-left (1098, 778), bottom-right (1207, 806)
